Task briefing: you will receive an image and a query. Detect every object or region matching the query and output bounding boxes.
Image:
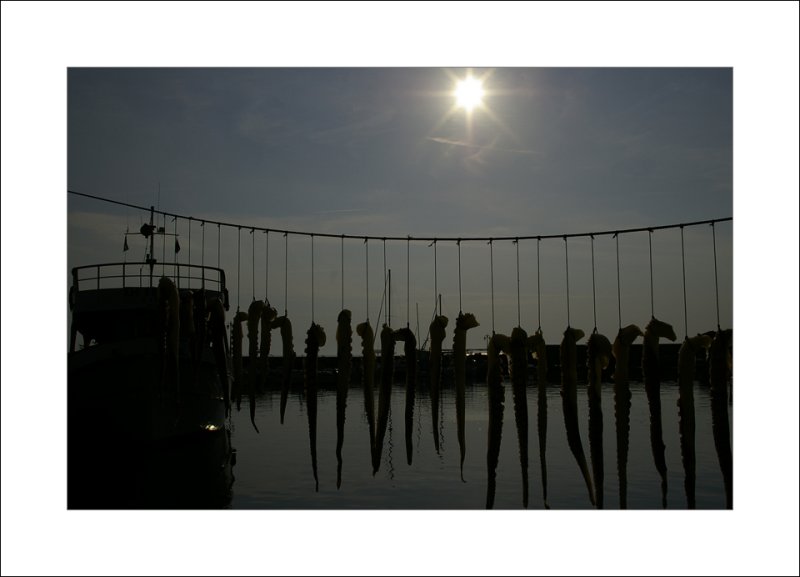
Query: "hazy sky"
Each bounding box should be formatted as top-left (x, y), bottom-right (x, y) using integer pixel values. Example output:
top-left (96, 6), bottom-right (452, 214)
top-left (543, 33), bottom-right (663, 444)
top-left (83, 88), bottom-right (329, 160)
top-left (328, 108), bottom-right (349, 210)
top-left (68, 67), bottom-right (732, 353)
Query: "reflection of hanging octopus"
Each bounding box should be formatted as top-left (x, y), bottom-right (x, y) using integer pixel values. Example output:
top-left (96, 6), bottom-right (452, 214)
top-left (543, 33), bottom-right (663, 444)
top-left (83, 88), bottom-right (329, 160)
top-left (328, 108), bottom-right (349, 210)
top-left (612, 324), bottom-right (642, 509)
top-left (336, 309), bottom-right (352, 489)
top-left (246, 300), bottom-right (265, 433)
top-left (677, 333), bottom-right (712, 509)
top-left (642, 316), bottom-right (676, 508)
top-left (508, 327), bottom-right (530, 509)
top-left (560, 326), bottom-right (595, 506)
top-left (486, 332), bottom-right (510, 509)
top-left (587, 331), bottom-right (612, 509)
top-left (453, 312), bottom-right (479, 481)
top-left (428, 315), bottom-right (448, 453)
top-left (529, 329), bottom-right (549, 508)
top-left (394, 327), bottom-right (417, 466)
top-left (304, 322), bottom-right (326, 492)
top-left (709, 328), bottom-right (733, 509)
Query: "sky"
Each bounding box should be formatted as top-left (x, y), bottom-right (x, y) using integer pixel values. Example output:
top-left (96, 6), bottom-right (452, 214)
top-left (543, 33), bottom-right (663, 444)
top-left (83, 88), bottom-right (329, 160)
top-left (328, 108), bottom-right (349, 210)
top-left (3, 3), bottom-right (799, 577)
top-left (68, 67), bottom-right (733, 354)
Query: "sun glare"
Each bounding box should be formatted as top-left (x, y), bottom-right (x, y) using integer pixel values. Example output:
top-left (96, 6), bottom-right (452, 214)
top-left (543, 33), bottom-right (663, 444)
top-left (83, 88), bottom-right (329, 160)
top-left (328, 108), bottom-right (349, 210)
top-left (455, 77), bottom-right (484, 111)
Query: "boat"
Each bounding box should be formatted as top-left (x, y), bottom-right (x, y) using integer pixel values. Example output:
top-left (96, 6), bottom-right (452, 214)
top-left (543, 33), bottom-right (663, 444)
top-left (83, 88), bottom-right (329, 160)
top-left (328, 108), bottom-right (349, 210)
top-left (68, 207), bottom-right (235, 508)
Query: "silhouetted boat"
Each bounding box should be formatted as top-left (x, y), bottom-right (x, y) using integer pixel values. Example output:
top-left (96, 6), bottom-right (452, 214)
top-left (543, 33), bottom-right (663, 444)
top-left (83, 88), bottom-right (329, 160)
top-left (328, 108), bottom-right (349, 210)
top-left (68, 208), bottom-right (234, 508)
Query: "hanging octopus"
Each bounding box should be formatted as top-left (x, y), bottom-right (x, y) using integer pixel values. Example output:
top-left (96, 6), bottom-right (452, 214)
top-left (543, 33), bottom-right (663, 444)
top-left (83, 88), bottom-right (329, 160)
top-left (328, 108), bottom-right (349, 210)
top-left (611, 324), bottom-right (642, 509)
top-left (642, 316), bottom-right (677, 508)
top-left (304, 322), bottom-right (326, 492)
top-left (231, 310), bottom-right (249, 412)
top-left (453, 312), bottom-right (479, 481)
top-left (356, 321), bottom-right (377, 465)
top-left (508, 326), bottom-right (530, 509)
top-left (394, 326), bottom-right (417, 466)
top-left (259, 303), bottom-right (278, 390)
top-left (560, 326), bottom-right (595, 507)
top-left (485, 332), bottom-right (510, 509)
top-left (373, 324), bottom-right (396, 474)
top-left (709, 328), bottom-right (733, 509)
top-left (677, 333), bottom-right (712, 509)
top-left (528, 329), bottom-right (549, 508)
top-left (428, 315), bottom-right (448, 454)
top-left (157, 276), bottom-right (180, 398)
top-left (587, 330), bottom-right (612, 509)
top-left (272, 315), bottom-right (295, 424)
top-left (336, 309), bottom-right (353, 489)
top-left (246, 300), bottom-right (265, 433)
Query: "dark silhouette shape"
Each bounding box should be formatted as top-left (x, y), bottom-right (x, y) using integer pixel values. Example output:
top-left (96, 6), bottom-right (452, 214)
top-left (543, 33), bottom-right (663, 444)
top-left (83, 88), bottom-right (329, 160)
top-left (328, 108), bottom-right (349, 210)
top-left (259, 303), bottom-right (278, 390)
top-left (246, 300), bottom-right (265, 433)
top-left (709, 329), bottom-right (733, 509)
top-left (356, 321), bottom-right (376, 469)
top-left (208, 298), bottom-right (230, 414)
top-left (486, 333), bottom-right (510, 509)
top-left (642, 317), bottom-right (677, 508)
top-left (157, 277), bottom-right (180, 397)
top-left (587, 331), bottom-right (612, 509)
top-left (231, 310), bottom-right (248, 412)
top-left (529, 329), bottom-right (550, 508)
top-left (677, 334), bottom-right (712, 508)
top-left (453, 312), bottom-right (479, 481)
top-left (336, 309), bottom-right (352, 489)
top-left (304, 322), bottom-right (326, 492)
top-left (428, 315), bottom-right (448, 453)
top-left (509, 327), bottom-right (530, 509)
top-left (180, 290), bottom-right (196, 369)
top-left (394, 326), bottom-right (417, 466)
top-left (272, 315), bottom-right (295, 424)
top-left (560, 326), bottom-right (596, 506)
top-left (193, 290), bottom-right (209, 373)
top-left (373, 324), bottom-right (396, 474)
top-left (612, 324), bottom-right (642, 509)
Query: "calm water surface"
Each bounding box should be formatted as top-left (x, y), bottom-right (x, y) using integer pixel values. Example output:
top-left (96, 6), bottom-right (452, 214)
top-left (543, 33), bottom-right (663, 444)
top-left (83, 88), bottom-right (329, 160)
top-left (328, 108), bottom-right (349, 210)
top-left (226, 379), bottom-right (731, 509)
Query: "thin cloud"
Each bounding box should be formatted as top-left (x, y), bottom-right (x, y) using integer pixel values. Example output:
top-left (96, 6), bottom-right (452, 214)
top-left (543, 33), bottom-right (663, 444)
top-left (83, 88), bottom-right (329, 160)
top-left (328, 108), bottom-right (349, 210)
top-left (426, 136), bottom-right (540, 156)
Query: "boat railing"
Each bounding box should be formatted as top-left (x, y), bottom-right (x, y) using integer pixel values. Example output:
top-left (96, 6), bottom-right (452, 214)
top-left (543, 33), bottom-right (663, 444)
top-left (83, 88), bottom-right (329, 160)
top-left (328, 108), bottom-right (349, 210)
top-left (70, 262), bottom-right (229, 307)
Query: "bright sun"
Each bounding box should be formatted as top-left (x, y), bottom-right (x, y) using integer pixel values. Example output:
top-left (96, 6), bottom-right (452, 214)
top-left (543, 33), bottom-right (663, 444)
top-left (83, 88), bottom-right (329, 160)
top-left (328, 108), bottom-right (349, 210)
top-left (455, 77), bottom-right (484, 111)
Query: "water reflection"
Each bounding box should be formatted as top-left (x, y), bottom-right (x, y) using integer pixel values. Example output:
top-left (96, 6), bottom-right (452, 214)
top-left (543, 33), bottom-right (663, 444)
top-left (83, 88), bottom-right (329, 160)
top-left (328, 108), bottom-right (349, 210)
top-left (453, 312), bottom-right (479, 480)
top-left (642, 317), bottom-right (677, 508)
top-left (428, 315), bottom-right (448, 454)
top-left (486, 333), bottom-right (510, 509)
top-left (356, 321), bottom-right (376, 470)
top-left (373, 324), bottom-right (396, 473)
top-left (304, 323), bottom-right (326, 492)
top-left (509, 327), bottom-right (530, 509)
top-left (530, 330), bottom-right (549, 508)
top-left (560, 327), bottom-right (595, 507)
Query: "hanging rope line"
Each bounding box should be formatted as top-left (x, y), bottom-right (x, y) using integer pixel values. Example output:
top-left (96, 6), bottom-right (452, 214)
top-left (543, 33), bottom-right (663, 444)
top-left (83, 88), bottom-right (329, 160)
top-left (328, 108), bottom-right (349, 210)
top-left (162, 213), bottom-right (166, 266)
top-left (217, 223), bottom-right (221, 270)
top-left (488, 239), bottom-right (494, 333)
top-left (648, 229), bottom-right (654, 318)
top-left (433, 240), bottom-right (438, 315)
top-left (711, 222), bottom-right (720, 330)
top-left (251, 228), bottom-right (255, 302)
top-left (407, 236), bottom-right (410, 328)
top-left (173, 216), bottom-right (178, 285)
top-left (515, 239), bottom-right (521, 328)
top-left (680, 226), bottom-right (688, 339)
top-left (383, 238), bottom-right (388, 326)
top-left (365, 238), bottom-right (369, 322)
top-left (237, 226), bottom-right (241, 312)
top-left (68, 191), bottom-right (730, 242)
top-left (536, 237), bottom-right (541, 331)
top-left (457, 240), bottom-right (463, 314)
top-left (341, 235), bottom-right (345, 311)
top-left (188, 217), bottom-right (191, 266)
top-left (284, 232), bottom-right (288, 316)
top-left (590, 235), bottom-right (597, 332)
top-left (615, 233), bottom-right (621, 330)
top-left (311, 235), bottom-right (315, 323)
top-left (564, 236), bottom-right (571, 327)
top-left (201, 221), bottom-right (205, 288)
top-left (265, 230), bottom-right (269, 303)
